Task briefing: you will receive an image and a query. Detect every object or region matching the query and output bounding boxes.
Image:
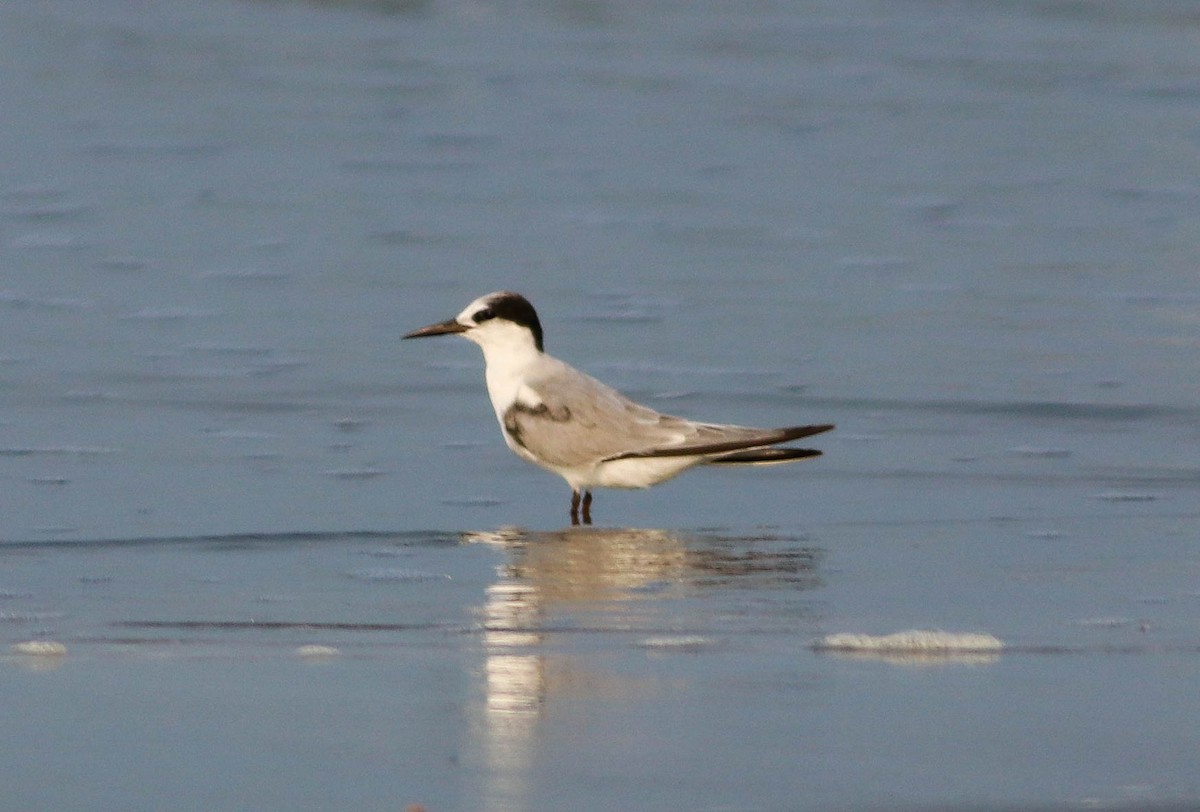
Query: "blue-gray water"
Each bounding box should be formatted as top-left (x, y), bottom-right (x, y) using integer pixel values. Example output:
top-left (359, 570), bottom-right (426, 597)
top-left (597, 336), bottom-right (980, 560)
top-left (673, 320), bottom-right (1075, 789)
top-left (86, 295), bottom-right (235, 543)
top-left (2, 1), bottom-right (1200, 810)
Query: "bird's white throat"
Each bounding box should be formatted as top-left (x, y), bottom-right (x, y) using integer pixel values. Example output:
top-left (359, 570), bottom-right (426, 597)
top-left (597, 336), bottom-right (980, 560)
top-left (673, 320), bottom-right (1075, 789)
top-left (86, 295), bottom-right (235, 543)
top-left (461, 319), bottom-right (544, 418)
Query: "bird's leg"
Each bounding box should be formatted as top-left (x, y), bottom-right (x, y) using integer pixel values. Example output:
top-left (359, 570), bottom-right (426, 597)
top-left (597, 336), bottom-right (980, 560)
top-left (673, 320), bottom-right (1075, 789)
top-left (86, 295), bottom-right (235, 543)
top-left (570, 489), bottom-right (581, 526)
top-left (581, 490), bottom-right (592, 525)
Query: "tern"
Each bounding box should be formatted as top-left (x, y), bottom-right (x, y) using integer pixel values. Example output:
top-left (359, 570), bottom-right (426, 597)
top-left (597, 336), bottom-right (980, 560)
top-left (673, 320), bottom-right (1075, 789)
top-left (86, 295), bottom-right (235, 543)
top-left (404, 291), bottom-right (833, 525)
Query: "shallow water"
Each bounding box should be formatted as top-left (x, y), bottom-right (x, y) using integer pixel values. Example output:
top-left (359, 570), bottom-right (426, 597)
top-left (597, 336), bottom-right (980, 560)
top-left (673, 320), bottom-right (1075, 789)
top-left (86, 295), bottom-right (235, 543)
top-left (3, 524), bottom-right (1199, 811)
top-left (3, 0), bottom-right (1200, 809)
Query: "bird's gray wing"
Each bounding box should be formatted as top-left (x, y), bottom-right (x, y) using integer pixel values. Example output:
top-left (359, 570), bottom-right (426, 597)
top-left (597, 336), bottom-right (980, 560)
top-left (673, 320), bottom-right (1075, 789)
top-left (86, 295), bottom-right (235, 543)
top-left (503, 359), bottom-right (834, 467)
top-left (501, 361), bottom-right (689, 468)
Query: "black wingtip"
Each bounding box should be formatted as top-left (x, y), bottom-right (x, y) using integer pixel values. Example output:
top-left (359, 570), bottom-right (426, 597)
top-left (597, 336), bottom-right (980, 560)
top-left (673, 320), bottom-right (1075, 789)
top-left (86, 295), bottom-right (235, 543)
top-left (708, 447), bottom-right (823, 464)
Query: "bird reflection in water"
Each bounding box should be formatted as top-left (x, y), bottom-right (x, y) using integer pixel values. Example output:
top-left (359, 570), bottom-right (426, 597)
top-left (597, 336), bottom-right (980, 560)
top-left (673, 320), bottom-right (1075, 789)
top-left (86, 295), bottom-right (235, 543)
top-left (460, 525), bottom-right (823, 811)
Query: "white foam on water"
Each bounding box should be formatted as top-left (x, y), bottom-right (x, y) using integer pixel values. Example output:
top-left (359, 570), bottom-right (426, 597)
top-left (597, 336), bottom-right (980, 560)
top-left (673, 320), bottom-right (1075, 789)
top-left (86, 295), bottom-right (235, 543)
top-left (11, 640), bottom-right (68, 656)
top-left (637, 635), bottom-right (713, 652)
top-left (816, 630), bottom-right (1004, 653)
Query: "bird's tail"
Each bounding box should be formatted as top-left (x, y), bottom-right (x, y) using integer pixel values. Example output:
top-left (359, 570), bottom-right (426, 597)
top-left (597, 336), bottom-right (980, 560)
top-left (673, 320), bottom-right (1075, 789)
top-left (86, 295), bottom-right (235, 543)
top-left (707, 447), bottom-right (823, 465)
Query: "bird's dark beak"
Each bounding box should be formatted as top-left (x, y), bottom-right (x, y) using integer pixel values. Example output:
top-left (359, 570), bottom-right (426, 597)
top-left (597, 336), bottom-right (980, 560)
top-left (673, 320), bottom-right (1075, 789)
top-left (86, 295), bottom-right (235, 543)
top-left (403, 318), bottom-right (469, 340)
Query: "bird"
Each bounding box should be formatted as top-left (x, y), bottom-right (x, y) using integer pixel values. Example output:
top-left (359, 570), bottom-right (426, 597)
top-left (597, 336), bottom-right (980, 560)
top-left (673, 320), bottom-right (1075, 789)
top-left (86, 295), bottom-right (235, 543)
top-left (403, 291), bottom-right (833, 525)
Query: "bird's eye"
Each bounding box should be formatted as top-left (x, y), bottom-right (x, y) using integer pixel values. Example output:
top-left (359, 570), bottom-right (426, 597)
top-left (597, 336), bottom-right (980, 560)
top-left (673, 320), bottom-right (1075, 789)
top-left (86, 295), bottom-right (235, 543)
top-left (474, 308), bottom-right (495, 323)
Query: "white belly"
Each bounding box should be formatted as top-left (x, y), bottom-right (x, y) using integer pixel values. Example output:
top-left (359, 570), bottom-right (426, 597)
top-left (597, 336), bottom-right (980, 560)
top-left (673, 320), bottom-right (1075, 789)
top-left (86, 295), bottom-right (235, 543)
top-left (587, 455), bottom-right (702, 490)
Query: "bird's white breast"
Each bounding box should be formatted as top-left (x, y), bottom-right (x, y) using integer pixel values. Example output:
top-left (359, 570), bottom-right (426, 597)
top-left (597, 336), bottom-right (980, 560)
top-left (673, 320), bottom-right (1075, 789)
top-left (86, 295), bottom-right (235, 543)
top-left (464, 319), bottom-right (544, 417)
top-left (484, 355), bottom-right (544, 420)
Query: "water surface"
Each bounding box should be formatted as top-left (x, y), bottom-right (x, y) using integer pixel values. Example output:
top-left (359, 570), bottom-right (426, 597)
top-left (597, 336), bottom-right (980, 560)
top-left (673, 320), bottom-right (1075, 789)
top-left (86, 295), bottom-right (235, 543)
top-left (2, 0), bottom-right (1199, 809)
